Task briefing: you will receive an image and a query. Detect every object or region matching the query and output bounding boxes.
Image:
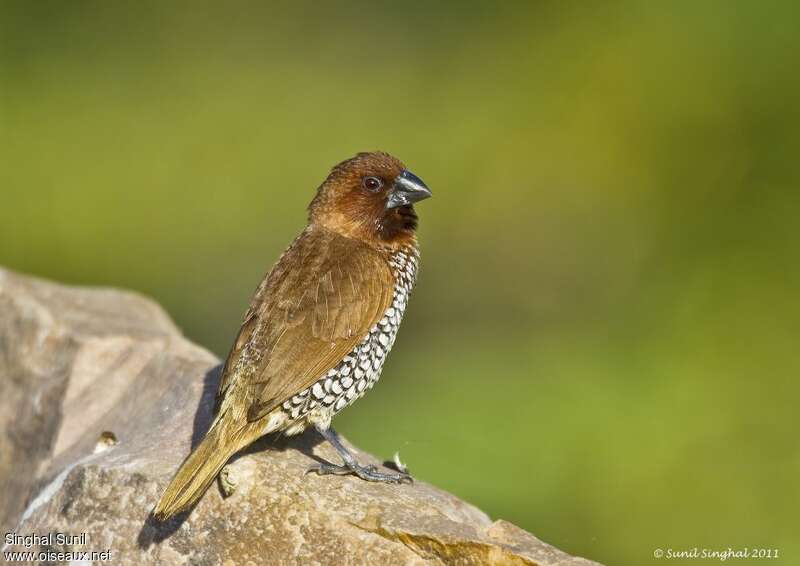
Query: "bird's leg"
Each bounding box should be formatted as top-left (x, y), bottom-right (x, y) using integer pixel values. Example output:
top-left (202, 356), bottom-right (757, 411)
top-left (308, 426), bottom-right (412, 484)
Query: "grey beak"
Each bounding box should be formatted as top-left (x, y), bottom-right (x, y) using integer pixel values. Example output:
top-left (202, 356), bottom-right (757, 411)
top-left (386, 170), bottom-right (432, 209)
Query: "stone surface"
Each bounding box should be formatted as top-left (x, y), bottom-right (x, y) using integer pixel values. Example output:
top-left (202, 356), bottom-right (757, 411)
top-left (0, 267), bottom-right (602, 565)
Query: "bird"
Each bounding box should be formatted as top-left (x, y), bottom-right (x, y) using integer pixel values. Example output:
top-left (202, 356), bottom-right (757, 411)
top-left (153, 151), bottom-right (432, 521)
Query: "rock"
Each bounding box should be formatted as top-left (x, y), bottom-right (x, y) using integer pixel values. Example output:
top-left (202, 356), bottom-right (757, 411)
top-left (0, 267), bottom-right (602, 565)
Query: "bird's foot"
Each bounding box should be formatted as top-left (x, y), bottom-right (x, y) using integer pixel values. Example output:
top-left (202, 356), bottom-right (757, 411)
top-left (307, 461), bottom-right (413, 484)
top-left (310, 426), bottom-right (413, 483)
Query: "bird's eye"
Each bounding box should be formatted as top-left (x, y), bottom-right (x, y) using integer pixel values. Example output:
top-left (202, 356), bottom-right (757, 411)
top-left (363, 176), bottom-right (383, 192)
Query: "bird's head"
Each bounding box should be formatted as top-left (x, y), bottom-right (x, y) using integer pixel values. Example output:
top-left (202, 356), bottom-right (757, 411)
top-left (308, 152), bottom-right (432, 247)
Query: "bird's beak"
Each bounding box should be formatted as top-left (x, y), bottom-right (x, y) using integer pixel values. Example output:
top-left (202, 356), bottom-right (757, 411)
top-left (386, 170), bottom-right (432, 209)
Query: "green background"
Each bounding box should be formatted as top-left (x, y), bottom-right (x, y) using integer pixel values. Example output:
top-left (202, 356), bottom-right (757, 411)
top-left (2, 2), bottom-right (798, 564)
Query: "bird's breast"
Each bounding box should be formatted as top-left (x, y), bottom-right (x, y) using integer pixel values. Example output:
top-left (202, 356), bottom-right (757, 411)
top-left (281, 247), bottom-right (420, 425)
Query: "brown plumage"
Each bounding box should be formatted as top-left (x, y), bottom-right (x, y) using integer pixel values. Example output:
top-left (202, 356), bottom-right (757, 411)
top-left (153, 151), bottom-right (431, 520)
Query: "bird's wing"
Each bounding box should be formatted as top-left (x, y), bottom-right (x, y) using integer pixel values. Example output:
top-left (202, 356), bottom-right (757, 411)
top-left (214, 228), bottom-right (395, 423)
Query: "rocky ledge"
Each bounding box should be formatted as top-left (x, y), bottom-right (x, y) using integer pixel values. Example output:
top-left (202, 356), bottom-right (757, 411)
top-left (0, 267), bottom-right (601, 565)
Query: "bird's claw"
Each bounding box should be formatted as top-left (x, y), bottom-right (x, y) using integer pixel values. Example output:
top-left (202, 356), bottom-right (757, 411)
top-left (306, 462), bottom-right (413, 484)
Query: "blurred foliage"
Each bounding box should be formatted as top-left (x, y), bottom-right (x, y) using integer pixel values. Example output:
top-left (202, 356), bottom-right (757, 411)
top-left (1, 2), bottom-right (799, 564)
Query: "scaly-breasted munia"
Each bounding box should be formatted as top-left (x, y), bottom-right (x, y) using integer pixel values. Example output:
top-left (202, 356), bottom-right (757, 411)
top-left (154, 151), bottom-right (431, 520)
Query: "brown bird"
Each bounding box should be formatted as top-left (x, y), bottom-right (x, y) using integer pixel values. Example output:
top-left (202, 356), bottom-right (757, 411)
top-left (153, 151), bottom-right (431, 520)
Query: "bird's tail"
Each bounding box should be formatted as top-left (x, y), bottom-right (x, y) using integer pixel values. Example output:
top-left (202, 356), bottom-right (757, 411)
top-left (153, 418), bottom-right (259, 521)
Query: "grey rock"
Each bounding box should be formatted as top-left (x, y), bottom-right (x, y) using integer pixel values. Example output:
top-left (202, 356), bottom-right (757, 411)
top-left (0, 267), bottom-right (602, 565)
